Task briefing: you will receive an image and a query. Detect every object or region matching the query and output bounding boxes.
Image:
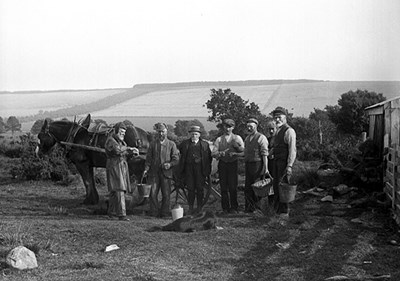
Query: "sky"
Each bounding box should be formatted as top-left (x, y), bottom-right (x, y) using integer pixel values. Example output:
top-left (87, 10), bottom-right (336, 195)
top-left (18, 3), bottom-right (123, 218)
top-left (1, 0), bottom-right (399, 91)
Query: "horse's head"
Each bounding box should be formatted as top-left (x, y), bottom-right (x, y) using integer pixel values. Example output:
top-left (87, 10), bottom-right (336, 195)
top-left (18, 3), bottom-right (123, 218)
top-left (124, 125), bottom-right (151, 152)
top-left (36, 119), bottom-right (80, 156)
top-left (36, 119), bottom-right (57, 156)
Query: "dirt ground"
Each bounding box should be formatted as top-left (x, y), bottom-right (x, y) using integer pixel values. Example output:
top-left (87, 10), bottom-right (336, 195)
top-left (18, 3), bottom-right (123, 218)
top-left (1, 160), bottom-right (400, 280)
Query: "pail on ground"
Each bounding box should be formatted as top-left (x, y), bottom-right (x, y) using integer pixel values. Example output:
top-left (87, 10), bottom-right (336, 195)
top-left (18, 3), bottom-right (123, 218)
top-left (279, 182), bottom-right (297, 203)
top-left (137, 184), bottom-right (151, 198)
top-left (171, 205), bottom-right (184, 221)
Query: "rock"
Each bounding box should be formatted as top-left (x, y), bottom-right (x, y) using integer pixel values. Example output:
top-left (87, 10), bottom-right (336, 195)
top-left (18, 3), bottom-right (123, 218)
top-left (6, 246), bottom-right (38, 270)
top-left (332, 184), bottom-right (358, 196)
top-left (104, 244), bottom-right (120, 252)
top-left (321, 195), bottom-right (333, 202)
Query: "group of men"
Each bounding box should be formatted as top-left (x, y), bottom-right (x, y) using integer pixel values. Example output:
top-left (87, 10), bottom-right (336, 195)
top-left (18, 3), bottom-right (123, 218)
top-left (104, 106), bottom-right (296, 223)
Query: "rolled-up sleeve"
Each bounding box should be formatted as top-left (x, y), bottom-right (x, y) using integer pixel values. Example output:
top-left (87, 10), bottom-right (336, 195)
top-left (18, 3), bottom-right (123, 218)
top-left (258, 135), bottom-right (269, 156)
top-left (284, 128), bottom-right (297, 166)
top-left (211, 137), bottom-right (221, 157)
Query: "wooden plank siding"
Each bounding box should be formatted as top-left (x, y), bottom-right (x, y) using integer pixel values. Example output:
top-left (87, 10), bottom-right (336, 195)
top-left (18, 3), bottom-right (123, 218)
top-left (366, 96), bottom-right (400, 224)
top-left (386, 145), bottom-right (400, 224)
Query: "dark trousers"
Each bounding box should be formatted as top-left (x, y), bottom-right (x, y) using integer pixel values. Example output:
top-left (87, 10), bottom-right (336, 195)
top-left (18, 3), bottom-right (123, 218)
top-left (149, 171), bottom-right (171, 216)
top-left (185, 163), bottom-right (205, 210)
top-left (218, 160), bottom-right (239, 211)
top-left (244, 161), bottom-right (263, 211)
top-left (272, 158), bottom-right (289, 214)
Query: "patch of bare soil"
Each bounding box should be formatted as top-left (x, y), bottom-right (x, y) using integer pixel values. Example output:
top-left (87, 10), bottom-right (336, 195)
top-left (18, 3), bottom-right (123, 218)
top-left (0, 169), bottom-right (399, 280)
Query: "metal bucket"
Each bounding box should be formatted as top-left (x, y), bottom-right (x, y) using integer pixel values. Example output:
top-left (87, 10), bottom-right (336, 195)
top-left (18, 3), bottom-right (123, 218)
top-left (171, 205), bottom-right (184, 221)
top-left (279, 182), bottom-right (297, 203)
top-left (137, 184), bottom-right (151, 198)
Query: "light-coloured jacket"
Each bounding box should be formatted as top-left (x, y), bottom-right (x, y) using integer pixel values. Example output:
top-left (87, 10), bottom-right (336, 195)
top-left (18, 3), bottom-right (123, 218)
top-left (145, 138), bottom-right (180, 179)
top-left (105, 133), bottom-right (131, 193)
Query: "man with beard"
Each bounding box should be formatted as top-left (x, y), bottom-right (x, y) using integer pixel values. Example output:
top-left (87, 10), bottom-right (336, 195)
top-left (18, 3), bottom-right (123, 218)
top-left (243, 118), bottom-right (269, 213)
top-left (105, 122), bottom-right (139, 221)
top-left (271, 107), bottom-right (296, 222)
top-left (143, 123), bottom-right (180, 217)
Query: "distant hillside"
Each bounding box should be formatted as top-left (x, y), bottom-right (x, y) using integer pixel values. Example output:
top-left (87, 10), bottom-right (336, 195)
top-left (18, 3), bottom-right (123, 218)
top-left (8, 79), bottom-right (319, 121)
top-left (3, 79), bottom-right (400, 133)
top-left (91, 80), bottom-right (400, 118)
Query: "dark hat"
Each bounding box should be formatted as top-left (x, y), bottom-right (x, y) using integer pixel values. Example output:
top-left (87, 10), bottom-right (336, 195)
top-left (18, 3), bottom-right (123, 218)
top-left (153, 122), bottom-right (167, 131)
top-left (272, 106), bottom-right (288, 116)
top-left (223, 119), bottom-right (235, 127)
top-left (115, 122), bottom-right (127, 133)
top-left (246, 118), bottom-right (259, 125)
top-left (188, 125), bottom-right (201, 133)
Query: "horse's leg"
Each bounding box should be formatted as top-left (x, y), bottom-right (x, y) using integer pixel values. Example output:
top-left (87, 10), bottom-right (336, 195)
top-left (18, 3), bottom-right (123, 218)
top-left (75, 162), bottom-right (99, 205)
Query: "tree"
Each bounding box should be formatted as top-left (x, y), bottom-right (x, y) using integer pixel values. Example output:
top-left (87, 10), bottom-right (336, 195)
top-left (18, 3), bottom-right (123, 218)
top-left (6, 116), bottom-right (22, 136)
top-left (205, 88), bottom-right (269, 138)
top-left (174, 119), bottom-right (207, 138)
top-left (0, 117), bottom-right (5, 134)
top-left (327, 90), bottom-right (385, 135)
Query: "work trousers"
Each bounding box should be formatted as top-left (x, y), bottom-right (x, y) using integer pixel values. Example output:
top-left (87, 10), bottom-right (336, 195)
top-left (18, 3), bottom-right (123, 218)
top-left (108, 191), bottom-right (126, 217)
top-left (218, 160), bottom-right (239, 212)
top-left (149, 170), bottom-right (171, 217)
top-left (244, 161), bottom-right (263, 212)
top-left (185, 162), bottom-right (205, 211)
top-left (272, 158), bottom-right (290, 214)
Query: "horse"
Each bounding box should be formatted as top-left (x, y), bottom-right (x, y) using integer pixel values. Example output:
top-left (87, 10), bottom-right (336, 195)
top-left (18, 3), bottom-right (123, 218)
top-left (36, 114), bottom-right (151, 205)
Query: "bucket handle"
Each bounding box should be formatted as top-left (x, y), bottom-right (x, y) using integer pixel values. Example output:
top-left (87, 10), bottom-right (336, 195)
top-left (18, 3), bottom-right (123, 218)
top-left (279, 172), bottom-right (289, 184)
top-left (140, 174), bottom-right (148, 184)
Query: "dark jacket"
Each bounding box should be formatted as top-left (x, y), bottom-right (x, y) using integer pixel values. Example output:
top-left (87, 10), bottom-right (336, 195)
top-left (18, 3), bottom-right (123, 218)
top-left (178, 138), bottom-right (212, 178)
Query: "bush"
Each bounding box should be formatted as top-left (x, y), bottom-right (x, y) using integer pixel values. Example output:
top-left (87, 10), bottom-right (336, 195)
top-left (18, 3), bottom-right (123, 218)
top-left (0, 139), bottom-right (23, 158)
top-left (296, 133), bottom-right (361, 166)
top-left (10, 133), bottom-right (75, 183)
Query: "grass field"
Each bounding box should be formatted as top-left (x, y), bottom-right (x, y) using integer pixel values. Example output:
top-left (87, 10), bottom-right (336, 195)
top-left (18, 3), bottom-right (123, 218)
top-left (1, 155), bottom-right (400, 280)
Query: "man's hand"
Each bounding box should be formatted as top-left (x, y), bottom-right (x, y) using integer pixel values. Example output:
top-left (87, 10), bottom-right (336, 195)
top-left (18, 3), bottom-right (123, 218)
top-left (128, 147), bottom-right (139, 156)
top-left (260, 165), bottom-right (268, 176)
top-left (286, 166), bottom-right (293, 176)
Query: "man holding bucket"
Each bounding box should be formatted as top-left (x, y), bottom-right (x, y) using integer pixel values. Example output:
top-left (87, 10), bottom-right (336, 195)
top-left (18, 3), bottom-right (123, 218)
top-left (271, 107), bottom-right (297, 222)
top-left (143, 123), bottom-right (180, 217)
top-left (243, 118), bottom-right (269, 213)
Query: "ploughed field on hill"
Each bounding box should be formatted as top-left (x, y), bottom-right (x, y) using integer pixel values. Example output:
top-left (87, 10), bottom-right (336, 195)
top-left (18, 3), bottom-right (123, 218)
top-left (2, 80), bottom-right (400, 132)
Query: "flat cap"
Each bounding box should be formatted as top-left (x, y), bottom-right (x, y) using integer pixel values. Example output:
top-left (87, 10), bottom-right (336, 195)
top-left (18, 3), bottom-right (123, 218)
top-left (246, 118), bottom-right (259, 125)
top-left (115, 122), bottom-right (127, 133)
top-left (272, 106), bottom-right (288, 116)
top-left (188, 125), bottom-right (201, 133)
top-left (223, 119), bottom-right (235, 127)
top-left (153, 122), bottom-right (167, 131)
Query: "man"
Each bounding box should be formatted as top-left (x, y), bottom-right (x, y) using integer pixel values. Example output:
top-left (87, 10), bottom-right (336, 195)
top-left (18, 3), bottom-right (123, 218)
top-left (243, 118), bottom-right (269, 213)
top-left (212, 119), bottom-right (244, 214)
top-left (271, 106), bottom-right (296, 220)
top-left (178, 125), bottom-right (212, 214)
top-left (143, 123), bottom-right (179, 217)
top-left (266, 120), bottom-right (277, 175)
top-left (105, 122), bottom-right (139, 221)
